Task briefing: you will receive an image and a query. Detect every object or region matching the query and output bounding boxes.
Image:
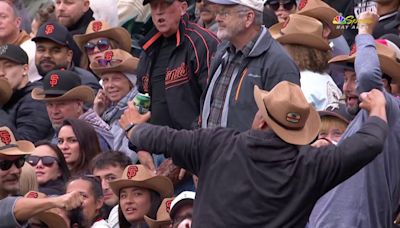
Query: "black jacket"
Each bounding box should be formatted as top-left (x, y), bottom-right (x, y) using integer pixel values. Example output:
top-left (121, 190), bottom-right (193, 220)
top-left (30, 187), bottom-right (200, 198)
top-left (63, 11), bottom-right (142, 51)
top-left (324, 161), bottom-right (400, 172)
top-left (137, 14), bottom-right (220, 130)
top-left (131, 117), bottom-right (388, 227)
top-left (3, 81), bottom-right (52, 142)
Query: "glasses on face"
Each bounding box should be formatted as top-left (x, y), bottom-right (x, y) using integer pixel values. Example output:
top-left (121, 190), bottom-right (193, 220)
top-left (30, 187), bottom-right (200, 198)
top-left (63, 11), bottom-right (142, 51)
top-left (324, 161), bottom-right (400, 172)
top-left (97, 58), bottom-right (123, 67)
top-left (268, 1), bottom-right (296, 11)
top-left (27, 155), bottom-right (59, 167)
top-left (0, 156), bottom-right (25, 171)
top-left (216, 7), bottom-right (249, 20)
top-left (84, 38), bottom-right (111, 55)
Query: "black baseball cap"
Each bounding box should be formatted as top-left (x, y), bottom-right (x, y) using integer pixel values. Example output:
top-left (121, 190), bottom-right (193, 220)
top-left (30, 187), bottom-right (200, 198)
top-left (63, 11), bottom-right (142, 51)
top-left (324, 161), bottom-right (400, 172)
top-left (0, 44), bottom-right (28, 65)
top-left (32, 21), bottom-right (73, 49)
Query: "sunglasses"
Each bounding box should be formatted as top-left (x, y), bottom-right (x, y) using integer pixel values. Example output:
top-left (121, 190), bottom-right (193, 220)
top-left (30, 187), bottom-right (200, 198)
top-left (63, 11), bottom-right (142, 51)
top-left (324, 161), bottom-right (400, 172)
top-left (84, 38), bottom-right (111, 55)
top-left (97, 58), bottom-right (122, 67)
top-left (268, 1), bottom-right (296, 11)
top-left (0, 156), bottom-right (25, 171)
top-left (27, 155), bottom-right (58, 167)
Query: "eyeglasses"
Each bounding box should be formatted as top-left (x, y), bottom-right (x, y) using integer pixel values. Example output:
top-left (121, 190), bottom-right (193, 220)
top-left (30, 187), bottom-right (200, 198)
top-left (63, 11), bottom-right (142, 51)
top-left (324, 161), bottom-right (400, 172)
top-left (267, 1), bottom-right (296, 11)
top-left (97, 58), bottom-right (123, 67)
top-left (0, 156), bottom-right (25, 171)
top-left (27, 155), bottom-right (59, 167)
top-left (84, 38), bottom-right (111, 55)
top-left (216, 7), bottom-right (249, 20)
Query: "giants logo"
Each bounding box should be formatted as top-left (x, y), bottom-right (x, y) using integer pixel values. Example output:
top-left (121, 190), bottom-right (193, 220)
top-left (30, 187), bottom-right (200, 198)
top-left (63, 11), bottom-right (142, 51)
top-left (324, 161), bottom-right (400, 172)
top-left (49, 74), bottom-right (60, 87)
top-left (142, 74), bottom-right (149, 93)
top-left (165, 63), bottom-right (189, 89)
top-left (27, 191), bottom-right (39, 198)
top-left (104, 51), bottom-right (114, 61)
top-left (92, 21), bottom-right (103, 32)
top-left (45, 24), bottom-right (55, 35)
top-left (165, 199), bottom-right (172, 213)
top-left (0, 130), bottom-right (11, 145)
top-left (126, 166), bottom-right (139, 179)
top-left (298, 0), bottom-right (307, 10)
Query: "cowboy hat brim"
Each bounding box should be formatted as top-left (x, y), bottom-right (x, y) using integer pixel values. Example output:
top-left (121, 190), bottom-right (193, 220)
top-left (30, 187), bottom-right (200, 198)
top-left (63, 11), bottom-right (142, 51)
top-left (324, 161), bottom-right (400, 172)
top-left (91, 56), bottom-right (139, 76)
top-left (0, 140), bottom-right (34, 156)
top-left (31, 85), bottom-right (95, 103)
top-left (298, 7), bottom-right (343, 39)
top-left (270, 22), bottom-right (330, 51)
top-left (37, 211), bottom-right (68, 228)
top-left (73, 27), bottom-right (131, 53)
top-left (109, 176), bottom-right (174, 199)
top-left (144, 216), bottom-right (171, 228)
top-left (329, 53), bottom-right (400, 82)
top-left (0, 79), bottom-right (12, 106)
top-left (254, 86), bottom-right (321, 145)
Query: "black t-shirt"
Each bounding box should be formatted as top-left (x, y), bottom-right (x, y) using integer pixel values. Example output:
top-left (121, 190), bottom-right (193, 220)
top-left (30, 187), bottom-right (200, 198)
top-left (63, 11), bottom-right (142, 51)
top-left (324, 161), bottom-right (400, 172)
top-left (149, 36), bottom-right (176, 127)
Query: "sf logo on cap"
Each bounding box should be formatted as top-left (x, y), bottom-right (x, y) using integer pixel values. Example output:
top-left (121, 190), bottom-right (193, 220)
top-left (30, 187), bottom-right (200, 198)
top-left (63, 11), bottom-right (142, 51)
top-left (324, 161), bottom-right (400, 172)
top-left (166, 200), bottom-right (172, 213)
top-left (45, 24), bottom-right (55, 35)
top-left (127, 166), bottom-right (139, 179)
top-left (298, 0), bottom-right (307, 10)
top-left (27, 192), bottom-right (39, 198)
top-left (49, 74), bottom-right (60, 87)
top-left (104, 51), bottom-right (114, 61)
top-left (0, 130), bottom-right (11, 145)
top-left (92, 21), bottom-right (103, 32)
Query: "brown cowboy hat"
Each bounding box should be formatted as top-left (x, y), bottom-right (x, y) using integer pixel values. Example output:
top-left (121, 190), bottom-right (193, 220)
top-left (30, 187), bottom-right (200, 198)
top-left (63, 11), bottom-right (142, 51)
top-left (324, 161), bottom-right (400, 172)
top-left (254, 81), bottom-right (321, 145)
top-left (109, 165), bottom-right (174, 199)
top-left (90, 49), bottom-right (139, 76)
top-left (31, 70), bottom-right (95, 103)
top-left (270, 14), bottom-right (331, 51)
top-left (144, 197), bottom-right (174, 228)
top-left (73, 20), bottom-right (131, 53)
top-left (296, 0), bottom-right (343, 39)
top-left (0, 78), bottom-right (12, 106)
top-left (0, 126), bottom-right (34, 156)
top-left (329, 41), bottom-right (400, 82)
top-left (24, 191), bottom-right (69, 228)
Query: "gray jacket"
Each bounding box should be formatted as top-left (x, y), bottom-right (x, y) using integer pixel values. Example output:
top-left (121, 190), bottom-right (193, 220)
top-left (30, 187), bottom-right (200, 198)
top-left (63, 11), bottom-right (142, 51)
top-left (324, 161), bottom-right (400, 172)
top-left (201, 26), bottom-right (300, 132)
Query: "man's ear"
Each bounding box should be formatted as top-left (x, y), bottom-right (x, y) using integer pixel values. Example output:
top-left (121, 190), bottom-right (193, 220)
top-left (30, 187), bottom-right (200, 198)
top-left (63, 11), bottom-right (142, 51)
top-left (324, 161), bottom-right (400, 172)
top-left (180, 1), bottom-right (188, 16)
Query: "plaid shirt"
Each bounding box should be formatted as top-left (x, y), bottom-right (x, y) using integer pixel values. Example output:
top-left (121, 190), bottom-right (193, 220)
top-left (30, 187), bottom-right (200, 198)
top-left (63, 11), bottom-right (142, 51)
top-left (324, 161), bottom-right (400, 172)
top-left (207, 35), bottom-right (258, 128)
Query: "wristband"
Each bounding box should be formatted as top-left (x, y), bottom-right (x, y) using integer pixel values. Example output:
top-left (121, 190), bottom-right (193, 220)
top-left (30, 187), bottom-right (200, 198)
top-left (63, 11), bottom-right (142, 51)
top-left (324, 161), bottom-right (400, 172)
top-left (124, 123), bottom-right (135, 133)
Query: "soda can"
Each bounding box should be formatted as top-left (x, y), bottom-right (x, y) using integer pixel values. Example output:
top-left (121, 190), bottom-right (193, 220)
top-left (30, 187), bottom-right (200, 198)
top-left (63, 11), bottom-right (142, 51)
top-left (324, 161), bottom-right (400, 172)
top-left (133, 93), bottom-right (151, 114)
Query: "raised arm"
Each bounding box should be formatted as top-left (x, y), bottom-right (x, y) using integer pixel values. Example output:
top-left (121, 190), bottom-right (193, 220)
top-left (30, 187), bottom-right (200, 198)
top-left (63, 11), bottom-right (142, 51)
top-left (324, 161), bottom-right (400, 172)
top-left (355, 11), bottom-right (384, 93)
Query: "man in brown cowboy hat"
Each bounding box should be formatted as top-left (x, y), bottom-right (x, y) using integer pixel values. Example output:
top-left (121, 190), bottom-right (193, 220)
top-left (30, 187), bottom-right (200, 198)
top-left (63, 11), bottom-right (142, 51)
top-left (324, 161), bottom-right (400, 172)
top-left (308, 11), bottom-right (400, 228)
top-left (0, 127), bottom-right (83, 227)
top-left (120, 79), bottom-right (388, 227)
top-left (31, 69), bottom-right (114, 151)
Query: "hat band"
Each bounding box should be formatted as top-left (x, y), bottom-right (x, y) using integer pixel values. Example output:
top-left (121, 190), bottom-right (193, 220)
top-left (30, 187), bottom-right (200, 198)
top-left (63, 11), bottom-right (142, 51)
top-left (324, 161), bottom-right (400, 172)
top-left (265, 106), bottom-right (304, 130)
top-left (0, 144), bottom-right (18, 150)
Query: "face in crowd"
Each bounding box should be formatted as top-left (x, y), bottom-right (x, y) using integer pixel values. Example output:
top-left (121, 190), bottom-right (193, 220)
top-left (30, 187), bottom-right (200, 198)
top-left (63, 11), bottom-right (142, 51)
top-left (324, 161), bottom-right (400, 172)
top-left (84, 37), bottom-right (115, 64)
top-left (55, 0), bottom-right (90, 28)
top-left (57, 125), bottom-right (80, 170)
top-left (46, 100), bottom-right (84, 129)
top-left (266, 0), bottom-right (297, 22)
top-left (150, 0), bottom-right (188, 37)
top-left (196, 0), bottom-right (217, 25)
top-left (35, 40), bottom-right (73, 76)
top-left (101, 72), bottom-right (132, 103)
top-left (215, 5), bottom-right (253, 42)
top-left (0, 1), bottom-right (21, 41)
top-left (0, 155), bottom-right (25, 196)
top-left (343, 70), bottom-right (359, 115)
top-left (93, 164), bottom-right (125, 207)
top-left (27, 145), bottom-right (62, 185)
top-left (0, 58), bottom-right (28, 91)
top-left (120, 186), bottom-right (154, 223)
top-left (318, 116), bottom-right (348, 144)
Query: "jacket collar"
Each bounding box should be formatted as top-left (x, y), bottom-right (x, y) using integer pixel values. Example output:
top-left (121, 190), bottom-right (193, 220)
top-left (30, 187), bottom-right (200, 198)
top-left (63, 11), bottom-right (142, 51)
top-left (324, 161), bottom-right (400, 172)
top-left (68, 8), bottom-right (94, 32)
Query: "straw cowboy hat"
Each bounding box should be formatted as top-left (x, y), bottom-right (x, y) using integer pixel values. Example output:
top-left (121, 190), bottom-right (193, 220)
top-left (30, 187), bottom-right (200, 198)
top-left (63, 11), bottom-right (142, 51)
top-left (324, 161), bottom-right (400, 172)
top-left (329, 40), bottom-right (400, 82)
top-left (296, 0), bottom-right (343, 39)
top-left (31, 70), bottom-right (95, 103)
top-left (270, 14), bottom-right (330, 51)
top-left (24, 191), bottom-right (69, 228)
top-left (0, 126), bottom-right (34, 156)
top-left (73, 20), bottom-right (131, 53)
top-left (0, 78), bottom-right (12, 106)
top-left (254, 81), bottom-right (320, 145)
top-left (90, 49), bottom-right (139, 76)
top-left (144, 197), bottom-right (174, 228)
top-left (109, 165), bottom-right (174, 199)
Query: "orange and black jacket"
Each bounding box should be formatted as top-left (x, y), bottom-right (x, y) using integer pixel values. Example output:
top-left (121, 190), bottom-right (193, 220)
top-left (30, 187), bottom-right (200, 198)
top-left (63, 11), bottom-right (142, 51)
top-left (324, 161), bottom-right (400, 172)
top-left (137, 14), bottom-right (220, 130)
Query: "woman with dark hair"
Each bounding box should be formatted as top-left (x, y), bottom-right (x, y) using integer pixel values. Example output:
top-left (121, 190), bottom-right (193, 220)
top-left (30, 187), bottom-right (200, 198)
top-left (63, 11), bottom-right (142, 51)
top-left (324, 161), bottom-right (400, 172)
top-left (108, 165), bottom-right (174, 228)
top-left (66, 175), bottom-right (108, 227)
top-left (57, 119), bottom-right (101, 176)
top-left (27, 140), bottom-right (70, 195)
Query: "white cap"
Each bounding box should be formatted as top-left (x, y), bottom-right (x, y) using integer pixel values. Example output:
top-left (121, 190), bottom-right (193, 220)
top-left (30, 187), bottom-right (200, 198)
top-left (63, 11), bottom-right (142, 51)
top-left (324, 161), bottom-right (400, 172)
top-left (170, 191), bottom-right (196, 218)
top-left (208, 0), bottom-right (264, 12)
